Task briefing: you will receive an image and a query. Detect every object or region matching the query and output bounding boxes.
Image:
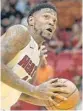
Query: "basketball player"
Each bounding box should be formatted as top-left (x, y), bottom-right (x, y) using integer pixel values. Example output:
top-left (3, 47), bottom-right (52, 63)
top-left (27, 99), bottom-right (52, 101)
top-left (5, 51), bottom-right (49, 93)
top-left (1, 3), bottom-right (69, 110)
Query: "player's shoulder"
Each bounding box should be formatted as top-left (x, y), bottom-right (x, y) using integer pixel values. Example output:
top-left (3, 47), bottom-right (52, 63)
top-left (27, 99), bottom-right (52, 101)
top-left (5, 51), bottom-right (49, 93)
top-left (7, 24), bottom-right (28, 35)
top-left (5, 24), bottom-right (30, 42)
top-left (8, 24), bottom-right (27, 29)
top-left (14, 24), bottom-right (28, 31)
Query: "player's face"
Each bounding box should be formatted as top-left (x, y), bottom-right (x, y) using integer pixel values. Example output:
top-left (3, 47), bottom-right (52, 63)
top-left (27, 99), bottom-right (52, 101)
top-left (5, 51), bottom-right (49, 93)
top-left (31, 8), bottom-right (57, 40)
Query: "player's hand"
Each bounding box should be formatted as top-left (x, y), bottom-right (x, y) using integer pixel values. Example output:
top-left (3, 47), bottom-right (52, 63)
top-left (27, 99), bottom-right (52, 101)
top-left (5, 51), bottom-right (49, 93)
top-left (38, 45), bottom-right (48, 67)
top-left (34, 78), bottom-right (70, 101)
top-left (39, 45), bottom-right (48, 58)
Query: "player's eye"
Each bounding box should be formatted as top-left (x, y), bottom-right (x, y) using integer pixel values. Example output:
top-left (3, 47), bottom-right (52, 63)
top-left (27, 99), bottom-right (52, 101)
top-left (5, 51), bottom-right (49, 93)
top-left (44, 15), bottom-right (50, 19)
top-left (53, 19), bottom-right (56, 23)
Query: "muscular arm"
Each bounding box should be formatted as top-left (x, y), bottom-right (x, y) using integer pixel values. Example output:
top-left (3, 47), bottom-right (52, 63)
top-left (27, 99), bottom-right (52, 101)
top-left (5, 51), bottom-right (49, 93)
top-left (19, 93), bottom-right (46, 106)
top-left (1, 25), bottom-right (38, 98)
top-left (19, 69), bottom-right (46, 106)
top-left (19, 56), bottom-right (47, 106)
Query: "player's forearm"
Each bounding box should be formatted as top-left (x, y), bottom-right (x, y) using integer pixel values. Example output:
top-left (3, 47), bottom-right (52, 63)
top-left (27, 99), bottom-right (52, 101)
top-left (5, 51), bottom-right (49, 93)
top-left (1, 62), bottom-right (37, 97)
top-left (19, 93), bottom-right (46, 106)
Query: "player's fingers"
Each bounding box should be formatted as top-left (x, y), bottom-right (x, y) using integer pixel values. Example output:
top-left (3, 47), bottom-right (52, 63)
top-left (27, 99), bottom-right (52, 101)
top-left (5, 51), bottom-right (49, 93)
top-left (40, 45), bottom-right (46, 49)
top-left (48, 92), bottom-right (67, 101)
top-left (49, 78), bottom-right (58, 83)
top-left (52, 83), bottom-right (66, 87)
top-left (42, 49), bottom-right (48, 54)
top-left (46, 92), bottom-right (66, 101)
top-left (52, 93), bottom-right (67, 101)
top-left (40, 49), bottom-right (48, 57)
top-left (50, 87), bottom-right (70, 94)
top-left (44, 54), bottom-right (48, 58)
top-left (49, 97), bottom-right (60, 106)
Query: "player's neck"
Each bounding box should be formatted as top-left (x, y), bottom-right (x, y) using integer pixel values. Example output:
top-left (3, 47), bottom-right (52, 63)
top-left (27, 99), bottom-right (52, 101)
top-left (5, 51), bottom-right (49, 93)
top-left (29, 30), bottom-right (45, 47)
top-left (33, 34), bottom-right (44, 47)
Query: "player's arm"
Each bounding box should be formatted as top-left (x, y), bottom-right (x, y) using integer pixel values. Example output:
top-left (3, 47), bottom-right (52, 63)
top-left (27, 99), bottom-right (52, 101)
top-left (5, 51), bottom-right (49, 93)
top-left (19, 59), bottom-right (46, 106)
top-left (1, 25), bottom-right (39, 97)
top-left (20, 93), bottom-right (46, 106)
top-left (19, 69), bottom-right (67, 106)
top-left (19, 46), bottom-right (68, 106)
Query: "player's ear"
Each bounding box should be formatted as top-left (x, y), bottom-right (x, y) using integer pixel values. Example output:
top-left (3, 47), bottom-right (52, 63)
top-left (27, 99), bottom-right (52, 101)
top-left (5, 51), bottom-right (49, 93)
top-left (28, 16), bottom-right (34, 26)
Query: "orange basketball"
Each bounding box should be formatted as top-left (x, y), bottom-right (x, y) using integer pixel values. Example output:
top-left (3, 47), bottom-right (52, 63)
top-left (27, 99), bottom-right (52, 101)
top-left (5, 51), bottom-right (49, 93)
top-left (46, 78), bottom-right (80, 110)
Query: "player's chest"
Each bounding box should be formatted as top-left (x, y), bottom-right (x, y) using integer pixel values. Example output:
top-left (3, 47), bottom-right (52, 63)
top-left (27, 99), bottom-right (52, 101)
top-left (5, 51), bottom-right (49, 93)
top-left (7, 41), bottom-right (40, 79)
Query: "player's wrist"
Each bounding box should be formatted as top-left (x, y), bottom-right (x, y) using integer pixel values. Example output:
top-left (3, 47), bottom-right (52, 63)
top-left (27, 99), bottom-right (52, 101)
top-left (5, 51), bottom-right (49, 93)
top-left (29, 85), bottom-right (39, 98)
top-left (33, 86), bottom-right (40, 98)
top-left (33, 85), bottom-right (44, 99)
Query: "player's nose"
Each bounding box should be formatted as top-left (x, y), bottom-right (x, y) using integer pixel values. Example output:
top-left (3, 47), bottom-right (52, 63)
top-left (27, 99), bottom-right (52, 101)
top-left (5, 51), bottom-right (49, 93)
top-left (48, 19), bottom-right (54, 26)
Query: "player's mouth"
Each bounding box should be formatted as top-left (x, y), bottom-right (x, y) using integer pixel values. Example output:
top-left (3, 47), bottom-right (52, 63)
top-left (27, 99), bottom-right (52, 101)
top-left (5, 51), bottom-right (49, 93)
top-left (46, 28), bottom-right (53, 33)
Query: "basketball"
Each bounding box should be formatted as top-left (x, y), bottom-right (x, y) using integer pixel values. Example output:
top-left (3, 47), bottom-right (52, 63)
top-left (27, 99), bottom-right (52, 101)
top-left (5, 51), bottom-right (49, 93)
top-left (46, 78), bottom-right (80, 110)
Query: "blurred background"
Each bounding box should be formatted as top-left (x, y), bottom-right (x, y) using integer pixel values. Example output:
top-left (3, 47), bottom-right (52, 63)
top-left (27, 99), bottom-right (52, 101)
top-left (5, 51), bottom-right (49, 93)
top-left (1, 0), bottom-right (82, 110)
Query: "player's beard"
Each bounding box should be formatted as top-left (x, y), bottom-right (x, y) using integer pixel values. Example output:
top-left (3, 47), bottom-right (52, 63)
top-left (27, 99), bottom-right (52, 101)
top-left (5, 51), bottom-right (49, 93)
top-left (40, 30), bottom-right (52, 41)
top-left (33, 24), bottom-right (52, 41)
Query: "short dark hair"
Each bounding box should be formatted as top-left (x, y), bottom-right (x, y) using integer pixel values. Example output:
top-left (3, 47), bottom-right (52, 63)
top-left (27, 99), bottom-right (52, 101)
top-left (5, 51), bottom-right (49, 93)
top-left (28, 3), bottom-right (57, 19)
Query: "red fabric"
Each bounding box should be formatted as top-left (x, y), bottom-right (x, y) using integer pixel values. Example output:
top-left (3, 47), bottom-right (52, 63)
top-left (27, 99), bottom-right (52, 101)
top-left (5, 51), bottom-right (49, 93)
top-left (54, 52), bottom-right (75, 81)
top-left (56, 53), bottom-right (74, 72)
top-left (47, 51), bottom-right (57, 68)
top-left (11, 100), bottom-right (41, 110)
top-left (72, 37), bottom-right (79, 47)
top-left (57, 29), bottom-right (72, 47)
top-left (72, 50), bottom-right (82, 76)
top-left (53, 51), bottom-right (82, 81)
top-left (19, 100), bottom-right (40, 110)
